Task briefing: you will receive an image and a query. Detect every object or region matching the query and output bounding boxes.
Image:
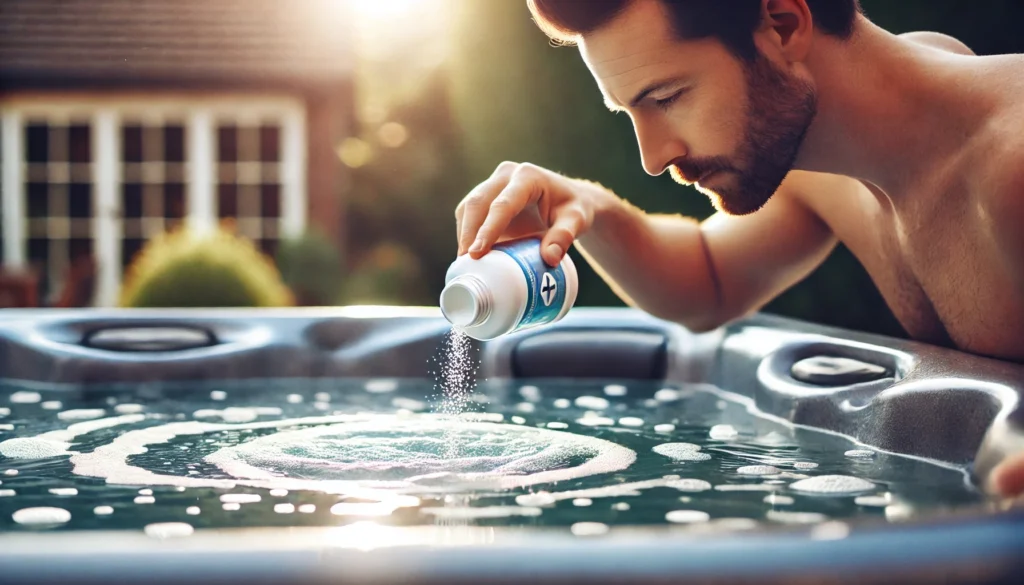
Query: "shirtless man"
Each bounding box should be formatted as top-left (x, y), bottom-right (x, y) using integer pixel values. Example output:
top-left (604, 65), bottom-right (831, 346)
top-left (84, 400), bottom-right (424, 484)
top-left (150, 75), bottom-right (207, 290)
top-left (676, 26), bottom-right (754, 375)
top-left (453, 0), bottom-right (1024, 498)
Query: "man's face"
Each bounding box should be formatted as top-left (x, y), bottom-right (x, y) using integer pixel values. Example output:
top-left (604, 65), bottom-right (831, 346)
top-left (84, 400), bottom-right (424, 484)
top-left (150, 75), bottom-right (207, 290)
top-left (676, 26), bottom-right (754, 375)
top-left (579, 0), bottom-right (817, 215)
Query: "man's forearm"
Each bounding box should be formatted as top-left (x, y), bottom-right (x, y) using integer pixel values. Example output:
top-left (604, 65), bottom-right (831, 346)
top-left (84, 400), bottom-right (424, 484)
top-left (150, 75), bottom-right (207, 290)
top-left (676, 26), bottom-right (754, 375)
top-left (574, 185), bottom-right (724, 331)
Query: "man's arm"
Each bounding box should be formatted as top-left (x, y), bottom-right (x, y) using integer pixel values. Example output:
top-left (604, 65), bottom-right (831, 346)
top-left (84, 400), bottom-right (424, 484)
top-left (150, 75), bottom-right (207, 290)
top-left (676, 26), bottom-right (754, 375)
top-left (576, 171), bottom-right (839, 332)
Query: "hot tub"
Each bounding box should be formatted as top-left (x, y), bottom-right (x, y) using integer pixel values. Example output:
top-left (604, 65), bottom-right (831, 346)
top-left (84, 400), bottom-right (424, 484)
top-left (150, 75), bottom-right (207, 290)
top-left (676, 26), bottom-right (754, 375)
top-left (0, 306), bottom-right (1021, 585)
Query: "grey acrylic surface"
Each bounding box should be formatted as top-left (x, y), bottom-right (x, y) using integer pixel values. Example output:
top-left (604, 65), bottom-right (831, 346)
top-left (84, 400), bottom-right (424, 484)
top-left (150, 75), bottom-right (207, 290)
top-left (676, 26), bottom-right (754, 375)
top-left (0, 306), bottom-right (1022, 585)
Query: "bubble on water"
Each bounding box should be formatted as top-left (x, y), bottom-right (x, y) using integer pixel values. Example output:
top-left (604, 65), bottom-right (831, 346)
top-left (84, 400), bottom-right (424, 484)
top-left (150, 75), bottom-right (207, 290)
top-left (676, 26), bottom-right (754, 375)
top-left (114, 404), bottom-right (144, 414)
top-left (138, 489), bottom-right (152, 495)
top-left (845, 449), bottom-right (875, 459)
top-left (571, 522), bottom-right (610, 536)
top-left (48, 488), bottom-right (78, 496)
top-left (270, 489), bottom-right (288, 497)
top-left (511, 416), bottom-right (526, 425)
top-left (575, 396), bottom-right (609, 410)
top-left (794, 462), bottom-right (819, 470)
top-left (709, 424), bottom-right (738, 440)
top-left (885, 502), bottom-right (914, 522)
top-left (790, 475), bottom-right (874, 495)
top-left (0, 489), bottom-right (15, 497)
top-left (313, 401), bottom-right (330, 411)
top-left (391, 397), bottom-right (426, 411)
top-left (297, 504), bottom-right (316, 514)
top-left (210, 391), bottom-right (227, 401)
top-left (4, 469), bottom-right (18, 476)
top-left (737, 465), bottom-right (780, 476)
top-left (57, 409), bottom-right (106, 421)
top-left (715, 484), bottom-right (776, 492)
top-left (41, 401), bottom-right (62, 410)
top-left (93, 506), bottom-right (114, 515)
top-left (13, 507), bottom-right (71, 525)
top-left (666, 510), bottom-right (710, 524)
top-left (286, 394), bottom-right (304, 404)
top-left (134, 496), bottom-right (155, 504)
top-left (515, 492), bottom-right (556, 507)
top-left (576, 414), bottom-right (614, 426)
top-left (220, 493), bottom-right (261, 504)
top-left (854, 493), bottom-right (892, 507)
top-left (518, 385), bottom-right (541, 402)
top-left (654, 424), bottom-right (676, 433)
top-left (365, 379), bottom-right (399, 394)
top-left (186, 506), bottom-right (201, 515)
top-left (194, 407), bottom-right (283, 424)
top-left (603, 384), bottom-right (628, 397)
top-left (764, 494), bottom-right (794, 505)
top-left (572, 498), bottom-right (593, 507)
top-left (10, 391), bottom-right (42, 404)
top-left (711, 518), bottom-right (760, 531)
top-left (144, 522), bottom-right (193, 539)
top-left (222, 502), bottom-right (240, 511)
top-left (767, 510), bottom-right (827, 524)
top-left (274, 503), bottom-right (295, 514)
top-left (552, 399), bottom-right (571, 409)
top-left (654, 389), bottom-right (680, 402)
top-left (515, 403), bottom-right (536, 413)
top-left (0, 407), bottom-right (10, 416)
top-left (315, 392), bottom-right (331, 403)
top-left (618, 417), bottom-right (644, 427)
top-left (612, 502), bottom-right (630, 511)
top-left (653, 443), bottom-right (711, 462)
top-left (546, 422), bottom-right (569, 430)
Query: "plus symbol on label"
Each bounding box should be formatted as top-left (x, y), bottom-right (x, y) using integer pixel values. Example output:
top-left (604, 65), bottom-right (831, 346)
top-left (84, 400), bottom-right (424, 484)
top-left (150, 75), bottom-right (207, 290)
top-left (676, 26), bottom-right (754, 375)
top-left (540, 272), bottom-right (557, 307)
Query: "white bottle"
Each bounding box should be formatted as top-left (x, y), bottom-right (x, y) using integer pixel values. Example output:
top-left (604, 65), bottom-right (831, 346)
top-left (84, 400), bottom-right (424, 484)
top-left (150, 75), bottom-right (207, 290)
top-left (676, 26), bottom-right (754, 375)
top-left (440, 237), bottom-right (578, 340)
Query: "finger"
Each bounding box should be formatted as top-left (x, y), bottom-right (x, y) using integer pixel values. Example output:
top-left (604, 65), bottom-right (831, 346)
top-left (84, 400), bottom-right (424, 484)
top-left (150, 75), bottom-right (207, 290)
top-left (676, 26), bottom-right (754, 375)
top-left (991, 452), bottom-right (1024, 497)
top-left (471, 169), bottom-right (543, 258)
top-left (454, 204), bottom-right (466, 254)
top-left (458, 163), bottom-right (517, 255)
top-left (541, 206), bottom-right (586, 266)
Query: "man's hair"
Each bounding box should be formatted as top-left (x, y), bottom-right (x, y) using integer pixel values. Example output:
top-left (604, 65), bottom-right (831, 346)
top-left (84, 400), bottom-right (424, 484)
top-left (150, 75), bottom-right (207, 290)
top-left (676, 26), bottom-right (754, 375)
top-left (527, 0), bottom-right (862, 60)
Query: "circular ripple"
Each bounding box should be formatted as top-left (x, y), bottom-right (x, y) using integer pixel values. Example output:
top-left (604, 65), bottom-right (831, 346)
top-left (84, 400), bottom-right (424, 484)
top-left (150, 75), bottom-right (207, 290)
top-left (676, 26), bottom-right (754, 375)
top-left (69, 414), bottom-right (636, 498)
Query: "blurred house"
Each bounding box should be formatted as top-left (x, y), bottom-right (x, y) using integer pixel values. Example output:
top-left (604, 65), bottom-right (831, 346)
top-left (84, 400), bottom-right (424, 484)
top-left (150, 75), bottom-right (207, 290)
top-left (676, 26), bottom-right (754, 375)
top-left (0, 0), bottom-right (354, 307)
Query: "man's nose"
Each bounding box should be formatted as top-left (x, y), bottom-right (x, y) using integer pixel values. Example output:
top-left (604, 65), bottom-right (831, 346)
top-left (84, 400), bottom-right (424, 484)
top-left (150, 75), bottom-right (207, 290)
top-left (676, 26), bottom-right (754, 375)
top-left (635, 120), bottom-right (685, 177)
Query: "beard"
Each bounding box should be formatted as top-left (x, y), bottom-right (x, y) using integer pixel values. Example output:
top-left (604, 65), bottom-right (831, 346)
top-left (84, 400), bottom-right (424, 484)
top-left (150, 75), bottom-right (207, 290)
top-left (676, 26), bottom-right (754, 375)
top-left (670, 53), bottom-right (818, 215)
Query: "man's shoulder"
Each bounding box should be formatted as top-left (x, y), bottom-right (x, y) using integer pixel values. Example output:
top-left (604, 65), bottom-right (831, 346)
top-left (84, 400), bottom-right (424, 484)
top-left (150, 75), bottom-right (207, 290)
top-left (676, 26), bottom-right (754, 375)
top-left (974, 110), bottom-right (1024, 246)
top-left (898, 31), bottom-right (976, 56)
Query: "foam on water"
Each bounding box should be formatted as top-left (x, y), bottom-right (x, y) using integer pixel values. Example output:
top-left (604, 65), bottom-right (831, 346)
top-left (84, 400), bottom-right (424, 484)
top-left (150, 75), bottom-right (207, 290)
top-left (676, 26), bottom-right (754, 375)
top-left (737, 465), bottom-right (780, 476)
top-left (422, 506), bottom-right (543, 519)
top-left (93, 506), bottom-right (114, 515)
top-left (571, 522), bottom-right (610, 536)
top-left (789, 475), bottom-right (875, 495)
top-left (57, 409), bottom-right (106, 421)
top-left (666, 510), bottom-right (710, 524)
top-left (144, 522), bottom-right (194, 539)
top-left (653, 443), bottom-right (712, 462)
top-left (575, 396), bottom-right (609, 410)
top-left (12, 507), bottom-right (71, 525)
top-left (9, 391), bottom-right (41, 404)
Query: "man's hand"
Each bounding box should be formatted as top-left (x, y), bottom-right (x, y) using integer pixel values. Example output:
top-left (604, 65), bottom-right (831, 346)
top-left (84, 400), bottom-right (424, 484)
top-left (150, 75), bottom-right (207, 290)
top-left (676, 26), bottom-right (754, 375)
top-left (455, 161), bottom-right (611, 267)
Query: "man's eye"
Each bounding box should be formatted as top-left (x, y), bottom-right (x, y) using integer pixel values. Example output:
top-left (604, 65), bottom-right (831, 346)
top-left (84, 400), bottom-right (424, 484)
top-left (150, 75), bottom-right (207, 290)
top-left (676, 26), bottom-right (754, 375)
top-left (654, 91), bottom-right (682, 110)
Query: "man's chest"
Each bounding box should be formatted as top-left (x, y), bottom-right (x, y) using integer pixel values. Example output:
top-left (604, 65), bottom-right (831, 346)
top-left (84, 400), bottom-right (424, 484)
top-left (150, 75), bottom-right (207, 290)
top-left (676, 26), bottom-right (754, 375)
top-left (820, 185), bottom-right (1024, 362)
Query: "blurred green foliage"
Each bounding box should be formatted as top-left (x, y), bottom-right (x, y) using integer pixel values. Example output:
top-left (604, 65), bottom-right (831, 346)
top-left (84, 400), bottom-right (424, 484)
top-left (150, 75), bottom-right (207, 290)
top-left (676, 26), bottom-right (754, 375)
top-left (276, 229), bottom-right (345, 306)
top-left (347, 0), bottom-right (1023, 338)
top-left (120, 226), bottom-right (292, 308)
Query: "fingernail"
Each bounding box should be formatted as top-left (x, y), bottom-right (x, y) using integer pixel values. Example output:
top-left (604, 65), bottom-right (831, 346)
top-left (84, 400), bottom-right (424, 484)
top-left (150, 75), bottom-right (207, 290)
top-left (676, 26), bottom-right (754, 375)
top-left (469, 239), bottom-right (484, 253)
top-left (545, 243), bottom-right (562, 261)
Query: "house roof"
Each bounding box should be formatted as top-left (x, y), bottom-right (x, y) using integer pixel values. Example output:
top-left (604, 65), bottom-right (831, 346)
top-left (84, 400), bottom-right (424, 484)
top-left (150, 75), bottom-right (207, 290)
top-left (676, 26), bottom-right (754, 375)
top-left (0, 0), bottom-right (354, 90)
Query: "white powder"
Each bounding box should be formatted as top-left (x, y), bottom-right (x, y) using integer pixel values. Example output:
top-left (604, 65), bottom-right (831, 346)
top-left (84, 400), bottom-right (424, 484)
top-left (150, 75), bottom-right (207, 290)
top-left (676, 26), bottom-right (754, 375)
top-left (433, 328), bottom-right (479, 418)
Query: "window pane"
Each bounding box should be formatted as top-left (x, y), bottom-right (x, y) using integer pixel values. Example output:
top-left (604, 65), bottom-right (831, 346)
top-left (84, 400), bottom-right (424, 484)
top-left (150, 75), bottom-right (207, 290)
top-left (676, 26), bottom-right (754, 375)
top-left (122, 237), bottom-right (144, 268)
top-left (165, 183), bottom-right (185, 218)
top-left (123, 125), bottom-right (143, 163)
top-left (69, 183), bottom-right (92, 218)
top-left (164, 125), bottom-right (185, 162)
top-left (260, 184), bottom-right (281, 218)
top-left (218, 184), bottom-right (237, 218)
top-left (123, 183), bottom-right (143, 218)
top-left (259, 125), bottom-right (280, 162)
top-left (27, 183), bottom-right (48, 218)
top-left (217, 125), bottom-right (237, 162)
top-left (26, 123), bottom-right (49, 163)
top-left (69, 124), bottom-right (91, 163)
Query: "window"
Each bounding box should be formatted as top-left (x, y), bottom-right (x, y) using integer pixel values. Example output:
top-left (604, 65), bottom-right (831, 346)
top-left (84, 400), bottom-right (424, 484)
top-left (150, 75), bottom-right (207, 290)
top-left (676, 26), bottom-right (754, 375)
top-left (0, 97), bottom-right (307, 306)
top-left (24, 118), bottom-right (94, 304)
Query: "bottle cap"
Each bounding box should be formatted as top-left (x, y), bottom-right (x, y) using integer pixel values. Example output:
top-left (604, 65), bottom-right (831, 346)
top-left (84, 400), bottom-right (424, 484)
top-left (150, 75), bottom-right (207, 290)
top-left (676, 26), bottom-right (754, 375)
top-left (440, 275), bottom-right (491, 328)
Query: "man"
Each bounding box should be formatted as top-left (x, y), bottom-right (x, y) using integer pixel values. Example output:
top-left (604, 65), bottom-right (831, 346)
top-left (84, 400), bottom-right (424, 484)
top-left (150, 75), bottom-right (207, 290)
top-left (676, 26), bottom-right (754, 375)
top-left (453, 0), bottom-right (1024, 498)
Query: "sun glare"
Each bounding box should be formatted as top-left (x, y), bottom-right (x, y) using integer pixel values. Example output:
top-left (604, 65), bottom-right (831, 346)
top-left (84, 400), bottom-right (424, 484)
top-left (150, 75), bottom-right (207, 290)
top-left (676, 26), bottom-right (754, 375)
top-left (345, 0), bottom-right (453, 50)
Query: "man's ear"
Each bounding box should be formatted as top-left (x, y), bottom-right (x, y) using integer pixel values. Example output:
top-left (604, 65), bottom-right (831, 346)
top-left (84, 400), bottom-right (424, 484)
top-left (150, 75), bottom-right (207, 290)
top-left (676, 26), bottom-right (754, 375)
top-left (760, 0), bottom-right (814, 61)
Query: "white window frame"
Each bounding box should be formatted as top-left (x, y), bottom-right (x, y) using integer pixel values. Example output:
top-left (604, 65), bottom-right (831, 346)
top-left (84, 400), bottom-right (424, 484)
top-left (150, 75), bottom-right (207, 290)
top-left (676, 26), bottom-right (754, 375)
top-left (0, 94), bottom-right (307, 307)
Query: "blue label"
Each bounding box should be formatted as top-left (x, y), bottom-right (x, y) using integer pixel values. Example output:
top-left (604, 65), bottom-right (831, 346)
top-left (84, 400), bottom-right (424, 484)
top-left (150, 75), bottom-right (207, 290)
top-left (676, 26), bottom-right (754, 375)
top-left (495, 238), bottom-right (566, 331)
